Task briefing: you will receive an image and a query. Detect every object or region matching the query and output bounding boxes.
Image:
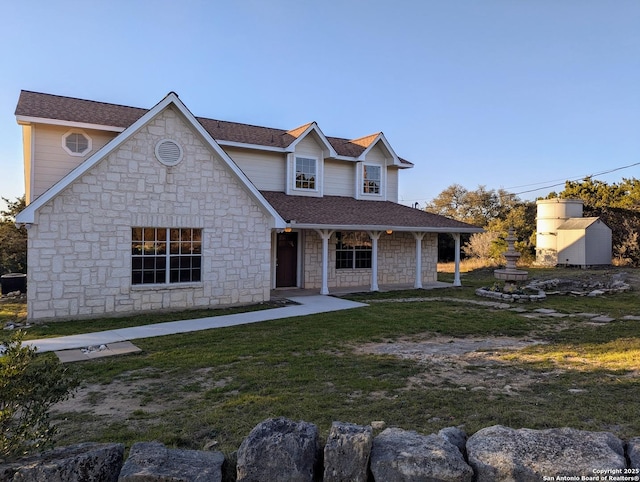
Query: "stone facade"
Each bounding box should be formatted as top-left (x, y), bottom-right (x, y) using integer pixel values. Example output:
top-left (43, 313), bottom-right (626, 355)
top-left (26, 106), bottom-right (273, 321)
top-left (303, 231), bottom-right (437, 290)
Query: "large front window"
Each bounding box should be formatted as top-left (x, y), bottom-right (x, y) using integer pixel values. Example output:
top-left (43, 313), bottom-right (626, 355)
top-left (132, 228), bottom-right (202, 285)
top-left (363, 164), bottom-right (381, 194)
top-left (295, 157), bottom-right (316, 190)
top-left (335, 231), bottom-right (372, 269)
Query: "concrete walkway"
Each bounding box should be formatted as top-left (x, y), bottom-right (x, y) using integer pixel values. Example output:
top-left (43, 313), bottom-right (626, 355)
top-left (24, 295), bottom-right (368, 354)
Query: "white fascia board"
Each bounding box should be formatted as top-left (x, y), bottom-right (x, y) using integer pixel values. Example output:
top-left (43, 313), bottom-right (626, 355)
top-left (287, 123), bottom-right (338, 158)
top-left (290, 223), bottom-right (483, 233)
top-left (216, 139), bottom-right (289, 153)
top-left (356, 133), bottom-right (402, 166)
top-left (15, 115), bottom-right (125, 133)
top-left (326, 156), bottom-right (413, 170)
top-left (332, 155), bottom-right (358, 162)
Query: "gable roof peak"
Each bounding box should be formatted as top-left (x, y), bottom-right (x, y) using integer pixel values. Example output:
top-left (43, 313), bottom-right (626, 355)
top-left (286, 122), bottom-right (316, 138)
top-left (350, 132), bottom-right (383, 148)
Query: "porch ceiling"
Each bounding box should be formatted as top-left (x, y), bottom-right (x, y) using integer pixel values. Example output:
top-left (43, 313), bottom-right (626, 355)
top-left (260, 191), bottom-right (483, 233)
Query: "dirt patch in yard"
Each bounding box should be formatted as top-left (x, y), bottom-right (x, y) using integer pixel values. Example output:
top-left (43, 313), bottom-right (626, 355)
top-left (52, 367), bottom-right (232, 421)
top-left (355, 334), bottom-right (548, 395)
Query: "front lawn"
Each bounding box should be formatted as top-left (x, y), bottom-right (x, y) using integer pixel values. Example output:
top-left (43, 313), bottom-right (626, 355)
top-left (4, 267), bottom-right (640, 457)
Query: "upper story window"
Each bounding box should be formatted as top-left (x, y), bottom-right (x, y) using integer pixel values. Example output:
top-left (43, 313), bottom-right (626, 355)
top-left (295, 157), bottom-right (316, 190)
top-left (363, 164), bottom-right (381, 194)
top-left (62, 129), bottom-right (92, 156)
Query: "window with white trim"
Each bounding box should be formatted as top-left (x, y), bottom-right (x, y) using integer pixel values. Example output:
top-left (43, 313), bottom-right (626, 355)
top-left (132, 228), bottom-right (202, 285)
top-left (295, 157), bottom-right (316, 190)
top-left (362, 164), bottom-right (381, 194)
top-left (335, 232), bottom-right (372, 269)
top-left (62, 130), bottom-right (92, 156)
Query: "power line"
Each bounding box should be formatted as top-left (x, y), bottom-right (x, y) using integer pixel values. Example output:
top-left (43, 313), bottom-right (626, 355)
top-left (509, 161), bottom-right (640, 196)
top-left (400, 160), bottom-right (640, 204)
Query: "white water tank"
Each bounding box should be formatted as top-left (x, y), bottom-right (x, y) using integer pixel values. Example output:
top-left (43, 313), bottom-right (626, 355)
top-left (535, 198), bottom-right (583, 266)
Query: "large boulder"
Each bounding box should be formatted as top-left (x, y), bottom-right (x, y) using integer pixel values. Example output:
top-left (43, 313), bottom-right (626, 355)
top-left (2, 442), bottom-right (124, 482)
top-left (118, 441), bottom-right (224, 481)
top-left (370, 427), bottom-right (473, 481)
top-left (438, 426), bottom-right (467, 456)
top-left (236, 418), bottom-right (321, 482)
top-left (466, 425), bottom-right (626, 481)
top-left (323, 421), bottom-right (373, 482)
top-left (628, 437), bottom-right (640, 470)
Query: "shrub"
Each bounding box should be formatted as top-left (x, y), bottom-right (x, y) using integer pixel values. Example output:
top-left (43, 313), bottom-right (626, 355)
top-left (0, 330), bottom-right (78, 462)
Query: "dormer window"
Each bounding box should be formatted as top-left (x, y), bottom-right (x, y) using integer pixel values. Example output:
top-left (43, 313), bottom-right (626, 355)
top-left (62, 130), bottom-right (92, 156)
top-left (363, 164), bottom-right (381, 194)
top-left (295, 157), bottom-right (316, 190)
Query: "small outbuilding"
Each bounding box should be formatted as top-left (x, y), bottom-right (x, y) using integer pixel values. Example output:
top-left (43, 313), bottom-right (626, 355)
top-left (556, 217), bottom-right (612, 267)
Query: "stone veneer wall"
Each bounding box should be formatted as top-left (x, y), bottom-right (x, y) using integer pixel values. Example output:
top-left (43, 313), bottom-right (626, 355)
top-left (303, 231), bottom-right (438, 290)
top-left (26, 106), bottom-right (273, 321)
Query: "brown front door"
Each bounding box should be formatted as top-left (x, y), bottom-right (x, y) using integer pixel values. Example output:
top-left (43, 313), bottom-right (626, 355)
top-left (276, 232), bottom-right (298, 287)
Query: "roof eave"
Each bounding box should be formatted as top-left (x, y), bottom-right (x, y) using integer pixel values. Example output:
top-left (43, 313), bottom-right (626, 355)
top-left (216, 139), bottom-right (289, 153)
top-left (288, 223), bottom-right (483, 233)
top-left (15, 115), bottom-right (125, 133)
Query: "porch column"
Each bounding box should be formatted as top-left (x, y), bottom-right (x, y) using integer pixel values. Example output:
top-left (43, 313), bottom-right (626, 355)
top-left (453, 233), bottom-right (462, 287)
top-left (316, 229), bottom-right (334, 295)
top-left (412, 232), bottom-right (426, 289)
top-left (367, 231), bottom-right (382, 292)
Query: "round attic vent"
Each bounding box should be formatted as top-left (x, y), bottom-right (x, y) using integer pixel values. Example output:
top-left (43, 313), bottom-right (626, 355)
top-left (155, 139), bottom-right (183, 166)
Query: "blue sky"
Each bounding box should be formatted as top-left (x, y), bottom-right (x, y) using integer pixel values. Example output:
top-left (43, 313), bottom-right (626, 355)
top-left (1, 0), bottom-right (639, 211)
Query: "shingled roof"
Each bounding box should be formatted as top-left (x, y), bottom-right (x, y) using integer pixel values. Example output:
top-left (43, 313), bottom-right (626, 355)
top-left (15, 90), bottom-right (412, 165)
top-left (261, 191), bottom-right (482, 232)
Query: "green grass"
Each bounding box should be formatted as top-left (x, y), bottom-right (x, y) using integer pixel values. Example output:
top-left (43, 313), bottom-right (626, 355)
top-left (3, 267), bottom-right (640, 456)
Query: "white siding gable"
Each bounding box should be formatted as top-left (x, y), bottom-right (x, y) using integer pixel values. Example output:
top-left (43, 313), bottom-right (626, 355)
top-left (29, 124), bottom-right (117, 202)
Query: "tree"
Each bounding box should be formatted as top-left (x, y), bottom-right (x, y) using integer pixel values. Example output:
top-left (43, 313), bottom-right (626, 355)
top-left (427, 185), bottom-right (536, 262)
top-left (426, 184), bottom-right (519, 227)
top-left (425, 184), bottom-right (470, 222)
top-left (462, 231), bottom-right (501, 260)
top-left (1, 330), bottom-right (78, 461)
top-left (0, 196), bottom-right (27, 275)
top-left (555, 177), bottom-right (640, 211)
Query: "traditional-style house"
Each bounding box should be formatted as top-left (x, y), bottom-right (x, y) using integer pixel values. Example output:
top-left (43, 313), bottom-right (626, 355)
top-left (15, 91), bottom-right (481, 321)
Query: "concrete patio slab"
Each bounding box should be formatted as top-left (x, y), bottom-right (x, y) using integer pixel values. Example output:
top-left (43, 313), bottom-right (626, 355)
top-left (55, 341), bottom-right (142, 363)
top-left (590, 316), bottom-right (615, 323)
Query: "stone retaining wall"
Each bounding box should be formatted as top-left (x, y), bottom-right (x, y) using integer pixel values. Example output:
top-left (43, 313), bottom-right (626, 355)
top-left (3, 418), bottom-right (640, 481)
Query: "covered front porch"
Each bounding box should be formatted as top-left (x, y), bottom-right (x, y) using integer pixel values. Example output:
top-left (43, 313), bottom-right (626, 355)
top-left (262, 190), bottom-right (482, 296)
top-left (272, 228), bottom-right (470, 296)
